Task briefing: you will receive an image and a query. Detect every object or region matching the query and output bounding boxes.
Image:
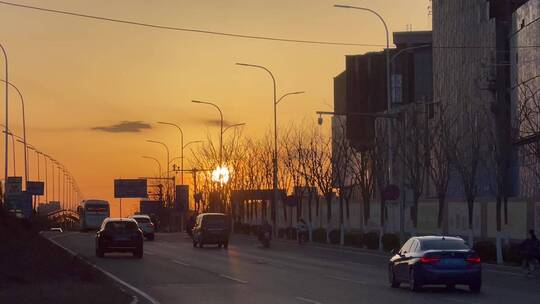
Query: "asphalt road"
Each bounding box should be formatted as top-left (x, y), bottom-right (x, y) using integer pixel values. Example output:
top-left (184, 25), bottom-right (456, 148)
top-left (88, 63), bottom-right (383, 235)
top-left (43, 232), bottom-right (540, 304)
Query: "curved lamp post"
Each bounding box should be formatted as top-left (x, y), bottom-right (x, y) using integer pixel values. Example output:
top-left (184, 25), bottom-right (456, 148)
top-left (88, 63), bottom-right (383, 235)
top-left (157, 121), bottom-right (185, 184)
top-left (236, 62), bottom-right (305, 235)
top-left (334, 4), bottom-right (394, 180)
top-left (1, 79), bottom-right (27, 185)
top-left (142, 155), bottom-right (162, 177)
top-left (0, 43), bottom-right (8, 205)
top-left (191, 100), bottom-right (224, 165)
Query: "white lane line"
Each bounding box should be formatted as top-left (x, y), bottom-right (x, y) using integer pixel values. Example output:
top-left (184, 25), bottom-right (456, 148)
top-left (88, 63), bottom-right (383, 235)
top-left (326, 275), bottom-right (366, 284)
top-left (295, 296), bottom-right (323, 304)
top-left (219, 274), bottom-right (248, 284)
top-left (129, 295), bottom-right (139, 304)
top-left (171, 259), bottom-right (191, 267)
top-left (485, 269), bottom-right (524, 277)
top-left (47, 231), bottom-right (81, 240)
top-left (443, 297), bottom-right (476, 304)
top-left (342, 261), bottom-right (376, 268)
top-left (45, 236), bottom-right (160, 304)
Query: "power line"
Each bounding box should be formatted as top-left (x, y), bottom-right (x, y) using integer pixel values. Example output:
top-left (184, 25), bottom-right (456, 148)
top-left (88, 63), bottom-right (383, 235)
top-left (0, 1), bottom-right (539, 50)
top-left (0, 1), bottom-right (382, 47)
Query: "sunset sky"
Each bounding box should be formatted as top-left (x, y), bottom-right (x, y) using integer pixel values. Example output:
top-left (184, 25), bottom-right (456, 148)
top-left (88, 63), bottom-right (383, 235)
top-left (0, 0), bottom-right (431, 216)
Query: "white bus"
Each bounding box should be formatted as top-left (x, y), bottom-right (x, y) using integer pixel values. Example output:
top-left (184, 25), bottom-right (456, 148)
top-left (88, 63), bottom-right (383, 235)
top-left (78, 199), bottom-right (110, 230)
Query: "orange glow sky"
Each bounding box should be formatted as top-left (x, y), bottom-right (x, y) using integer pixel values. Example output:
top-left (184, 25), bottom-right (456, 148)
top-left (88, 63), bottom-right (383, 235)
top-left (0, 0), bottom-right (431, 216)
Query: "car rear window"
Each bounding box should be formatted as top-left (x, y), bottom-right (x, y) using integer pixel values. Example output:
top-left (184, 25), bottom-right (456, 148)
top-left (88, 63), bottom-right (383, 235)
top-left (133, 217), bottom-right (150, 223)
top-left (86, 204), bottom-right (108, 212)
top-left (105, 221), bottom-right (138, 231)
top-left (202, 215), bottom-right (226, 227)
top-left (421, 239), bottom-right (469, 251)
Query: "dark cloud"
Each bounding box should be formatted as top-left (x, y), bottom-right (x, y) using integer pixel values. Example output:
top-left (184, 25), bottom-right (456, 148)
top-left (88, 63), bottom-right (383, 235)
top-left (202, 118), bottom-right (234, 127)
top-left (92, 121), bottom-right (152, 133)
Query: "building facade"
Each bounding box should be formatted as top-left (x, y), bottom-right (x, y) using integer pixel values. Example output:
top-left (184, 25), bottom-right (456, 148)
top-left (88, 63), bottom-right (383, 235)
top-left (512, 0), bottom-right (540, 197)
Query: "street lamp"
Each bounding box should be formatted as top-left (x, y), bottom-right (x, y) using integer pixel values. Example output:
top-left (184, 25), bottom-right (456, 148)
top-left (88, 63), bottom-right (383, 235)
top-left (147, 140), bottom-right (171, 206)
top-left (2, 129), bottom-right (16, 175)
top-left (183, 140), bottom-right (202, 150)
top-left (191, 100), bottom-right (224, 164)
top-left (142, 156), bottom-right (162, 177)
top-left (157, 121), bottom-right (186, 184)
top-left (167, 141), bottom-right (203, 169)
top-left (1, 43), bottom-right (8, 206)
top-left (334, 4), bottom-right (394, 181)
top-left (222, 123), bottom-right (246, 135)
top-left (1, 79), bottom-right (28, 186)
top-left (236, 62), bottom-right (305, 235)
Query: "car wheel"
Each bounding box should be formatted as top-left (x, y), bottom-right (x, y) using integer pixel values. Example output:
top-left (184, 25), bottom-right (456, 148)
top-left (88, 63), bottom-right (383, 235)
top-left (409, 269), bottom-right (421, 292)
top-left (389, 266), bottom-right (400, 288)
top-left (193, 240), bottom-right (197, 247)
top-left (133, 248), bottom-right (143, 259)
top-left (96, 248), bottom-right (104, 258)
top-left (469, 280), bottom-right (481, 293)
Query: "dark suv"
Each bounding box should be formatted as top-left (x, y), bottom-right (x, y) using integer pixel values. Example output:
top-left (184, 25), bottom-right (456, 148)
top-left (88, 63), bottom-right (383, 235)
top-left (95, 218), bottom-right (143, 258)
top-left (192, 213), bottom-right (230, 249)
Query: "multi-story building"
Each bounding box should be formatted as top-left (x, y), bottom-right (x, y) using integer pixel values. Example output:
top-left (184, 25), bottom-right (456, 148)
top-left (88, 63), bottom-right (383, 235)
top-left (432, 0), bottom-right (527, 199)
top-left (511, 0), bottom-right (540, 196)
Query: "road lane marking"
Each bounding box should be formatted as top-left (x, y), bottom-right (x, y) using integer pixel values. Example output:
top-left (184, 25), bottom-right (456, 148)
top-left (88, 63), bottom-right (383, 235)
top-left (443, 297), bottom-right (477, 304)
top-left (46, 231), bottom-right (81, 240)
top-left (342, 261), bottom-right (376, 268)
top-left (171, 259), bottom-right (191, 267)
top-left (219, 274), bottom-right (247, 284)
top-left (45, 236), bottom-right (160, 304)
top-left (295, 296), bottom-right (323, 304)
top-left (326, 275), bottom-right (366, 284)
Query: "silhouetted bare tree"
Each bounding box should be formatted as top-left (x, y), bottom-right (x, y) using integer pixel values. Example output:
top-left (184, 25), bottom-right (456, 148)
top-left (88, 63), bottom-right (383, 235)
top-left (427, 102), bottom-right (457, 233)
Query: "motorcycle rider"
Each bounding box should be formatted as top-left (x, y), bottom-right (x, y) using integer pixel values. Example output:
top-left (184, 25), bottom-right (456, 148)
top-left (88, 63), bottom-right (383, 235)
top-left (259, 219), bottom-right (272, 247)
top-left (296, 218), bottom-right (308, 245)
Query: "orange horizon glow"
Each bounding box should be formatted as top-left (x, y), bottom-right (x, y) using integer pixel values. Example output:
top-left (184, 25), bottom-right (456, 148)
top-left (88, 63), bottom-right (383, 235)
top-left (0, 0), bottom-right (431, 217)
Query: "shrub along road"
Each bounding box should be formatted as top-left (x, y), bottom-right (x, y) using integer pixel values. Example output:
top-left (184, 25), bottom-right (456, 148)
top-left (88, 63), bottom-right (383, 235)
top-left (0, 214), bottom-right (132, 304)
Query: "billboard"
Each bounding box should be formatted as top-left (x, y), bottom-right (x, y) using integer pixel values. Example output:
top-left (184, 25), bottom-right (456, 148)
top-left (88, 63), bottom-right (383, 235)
top-left (114, 179), bottom-right (148, 198)
top-left (26, 181), bottom-right (45, 196)
top-left (175, 185), bottom-right (189, 212)
top-left (140, 200), bottom-right (162, 215)
top-left (6, 176), bottom-right (22, 194)
top-left (6, 191), bottom-right (32, 218)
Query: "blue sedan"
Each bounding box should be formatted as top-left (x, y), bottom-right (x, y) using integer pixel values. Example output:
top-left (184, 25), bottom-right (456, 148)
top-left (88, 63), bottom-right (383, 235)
top-left (388, 236), bottom-right (482, 292)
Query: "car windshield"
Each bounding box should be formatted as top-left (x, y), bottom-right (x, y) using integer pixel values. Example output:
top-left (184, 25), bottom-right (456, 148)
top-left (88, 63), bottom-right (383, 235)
top-left (421, 239), bottom-right (469, 251)
top-left (202, 215), bottom-right (226, 227)
top-left (105, 221), bottom-right (138, 232)
top-left (86, 204), bottom-right (108, 212)
top-left (134, 217), bottom-right (150, 223)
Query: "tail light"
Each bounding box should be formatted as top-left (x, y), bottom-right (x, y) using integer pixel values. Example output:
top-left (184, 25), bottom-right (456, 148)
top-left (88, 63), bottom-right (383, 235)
top-left (466, 256), bottom-right (481, 264)
top-left (420, 255), bottom-right (441, 264)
